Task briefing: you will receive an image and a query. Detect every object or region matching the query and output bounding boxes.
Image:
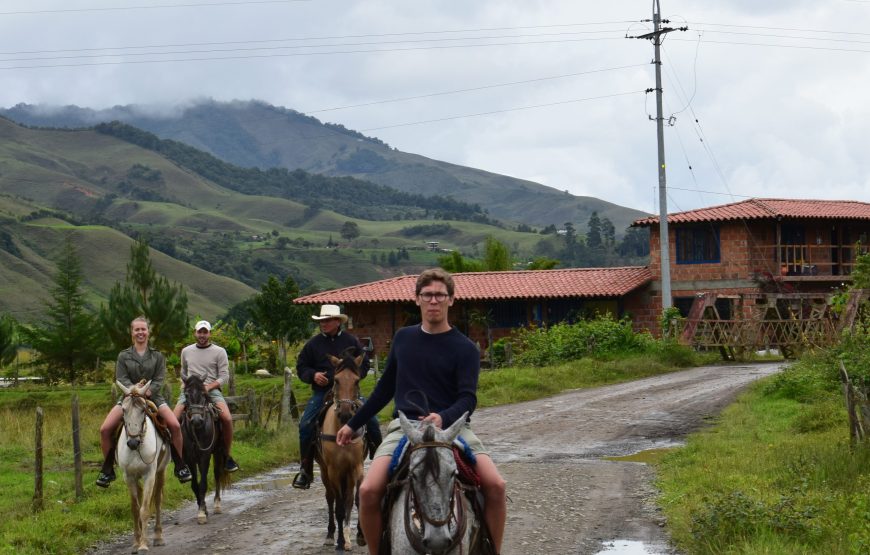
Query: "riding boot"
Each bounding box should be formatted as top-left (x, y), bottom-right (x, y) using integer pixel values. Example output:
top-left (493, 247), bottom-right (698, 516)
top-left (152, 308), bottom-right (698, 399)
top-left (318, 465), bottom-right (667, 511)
top-left (366, 419), bottom-right (383, 460)
top-left (95, 445), bottom-right (116, 488)
top-left (168, 442), bottom-right (192, 483)
top-left (292, 439), bottom-right (314, 489)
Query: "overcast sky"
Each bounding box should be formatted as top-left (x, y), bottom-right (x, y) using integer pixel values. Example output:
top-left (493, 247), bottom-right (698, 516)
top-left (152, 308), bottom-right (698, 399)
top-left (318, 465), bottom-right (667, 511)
top-left (2, 0), bottom-right (869, 214)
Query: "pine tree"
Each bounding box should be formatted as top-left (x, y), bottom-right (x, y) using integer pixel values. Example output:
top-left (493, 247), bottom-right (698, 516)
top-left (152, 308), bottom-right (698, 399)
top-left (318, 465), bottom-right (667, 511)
top-left (253, 275), bottom-right (310, 369)
top-left (26, 236), bottom-right (104, 384)
top-left (0, 313), bottom-right (17, 369)
top-left (100, 239), bottom-right (189, 354)
top-left (587, 212), bottom-right (603, 249)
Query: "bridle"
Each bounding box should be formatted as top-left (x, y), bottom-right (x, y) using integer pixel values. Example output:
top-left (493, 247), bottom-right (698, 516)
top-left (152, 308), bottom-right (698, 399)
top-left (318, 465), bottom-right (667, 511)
top-left (403, 440), bottom-right (468, 555)
top-left (122, 391), bottom-right (160, 465)
top-left (182, 386), bottom-right (218, 453)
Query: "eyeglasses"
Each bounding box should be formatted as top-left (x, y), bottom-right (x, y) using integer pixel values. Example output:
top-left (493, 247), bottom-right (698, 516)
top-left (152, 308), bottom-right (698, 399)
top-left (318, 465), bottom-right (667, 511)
top-left (418, 292), bottom-right (449, 302)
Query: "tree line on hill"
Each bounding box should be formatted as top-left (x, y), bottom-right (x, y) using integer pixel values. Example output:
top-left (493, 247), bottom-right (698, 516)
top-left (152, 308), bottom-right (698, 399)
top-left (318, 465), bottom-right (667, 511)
top-left (94, 121), bottom-right (496, 224)
top-left (0, 236), bottom-right (313, 385)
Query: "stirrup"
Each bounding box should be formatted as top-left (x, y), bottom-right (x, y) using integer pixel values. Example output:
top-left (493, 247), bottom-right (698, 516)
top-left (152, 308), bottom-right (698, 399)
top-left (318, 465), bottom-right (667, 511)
top-left (292, 469), bottom-right (311, 489)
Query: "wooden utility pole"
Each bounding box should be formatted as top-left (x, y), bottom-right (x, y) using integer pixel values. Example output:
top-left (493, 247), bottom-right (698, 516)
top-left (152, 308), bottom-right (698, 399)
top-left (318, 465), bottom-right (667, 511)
top-left (631, 0), bottom-right (687, 310)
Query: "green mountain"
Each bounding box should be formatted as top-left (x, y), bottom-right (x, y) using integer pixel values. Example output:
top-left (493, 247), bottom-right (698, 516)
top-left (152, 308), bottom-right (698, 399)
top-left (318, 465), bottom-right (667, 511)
top-left (0, 100), bottom-right (648, 232)
top-left (0, 117), bottom-right (582, 324)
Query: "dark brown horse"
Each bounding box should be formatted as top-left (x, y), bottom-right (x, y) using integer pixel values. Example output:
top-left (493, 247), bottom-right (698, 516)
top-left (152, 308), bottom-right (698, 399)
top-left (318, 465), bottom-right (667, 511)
top-left (180, 375), bottom-right (230, 524)
top-left (316, 351), bottom-right (367, 551)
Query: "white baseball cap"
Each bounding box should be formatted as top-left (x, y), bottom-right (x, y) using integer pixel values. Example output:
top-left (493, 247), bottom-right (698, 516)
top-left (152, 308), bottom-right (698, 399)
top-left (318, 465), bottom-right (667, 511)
top-left (194, 320), bottom-right (212, 331)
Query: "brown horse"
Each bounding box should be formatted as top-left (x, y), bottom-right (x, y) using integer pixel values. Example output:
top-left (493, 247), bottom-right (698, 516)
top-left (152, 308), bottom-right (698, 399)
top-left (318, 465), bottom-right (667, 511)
top-left (315, 351), bottom-right (367, 551)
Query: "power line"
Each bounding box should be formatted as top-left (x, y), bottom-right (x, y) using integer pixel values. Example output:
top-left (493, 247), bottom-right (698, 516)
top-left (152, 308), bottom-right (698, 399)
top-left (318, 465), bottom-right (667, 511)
top-left (0, 0), bottom-right (312, 16)
top-left (359, 90), bottom-right (645, 132)
top-left (0, 36), bottom-right (628, 70)
top-left (0, 30), bottom-right (630, 64)
top-left (304, 63), bottom-right (647, 114)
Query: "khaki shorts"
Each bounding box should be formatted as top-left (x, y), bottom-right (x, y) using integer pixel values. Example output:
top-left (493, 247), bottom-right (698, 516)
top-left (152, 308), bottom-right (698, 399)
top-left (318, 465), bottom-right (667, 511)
top-left (176, 388), bottom-right (225, 406)
top-left (374, 417), bottom-right (488, 459)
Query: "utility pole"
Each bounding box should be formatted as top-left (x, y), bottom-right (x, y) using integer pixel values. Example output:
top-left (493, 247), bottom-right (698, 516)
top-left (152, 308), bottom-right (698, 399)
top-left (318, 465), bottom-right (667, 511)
top-left (630, 0), bottom-right (687, 311)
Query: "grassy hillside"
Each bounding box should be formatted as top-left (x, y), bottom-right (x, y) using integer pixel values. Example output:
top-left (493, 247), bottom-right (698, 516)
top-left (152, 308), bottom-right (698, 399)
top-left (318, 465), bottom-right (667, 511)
top-left (0, 116), bottom-right (582, 324)
top-left (1, 100), bottom-right (650, 231)
top-left (0, 220), bottom-right (257, 324)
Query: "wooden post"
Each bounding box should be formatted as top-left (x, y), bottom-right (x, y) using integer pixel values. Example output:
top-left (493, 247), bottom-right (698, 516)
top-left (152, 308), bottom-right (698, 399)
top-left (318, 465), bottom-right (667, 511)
top-left (281, 367), bottom-right (296, 425)
top-left (505, 342), bottom-right (513, 367)
top-left (71, 395), bottom-right (83, 500)
top-left (33, 406), bottom-right (44, 513)
top-left (247, 388), bottom-right (258, 428)
top-left (229, 360), bottom-right (237, 397)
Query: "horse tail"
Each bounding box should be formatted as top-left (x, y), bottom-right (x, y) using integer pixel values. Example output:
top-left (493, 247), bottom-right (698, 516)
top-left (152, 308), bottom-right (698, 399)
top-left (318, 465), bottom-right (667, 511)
top-left (213, 422), bottom-right (232, 489)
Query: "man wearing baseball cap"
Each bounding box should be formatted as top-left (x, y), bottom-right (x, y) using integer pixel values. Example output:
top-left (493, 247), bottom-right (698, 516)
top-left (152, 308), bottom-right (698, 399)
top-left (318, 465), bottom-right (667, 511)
top-left (173, 320), bottom-right (240, 473)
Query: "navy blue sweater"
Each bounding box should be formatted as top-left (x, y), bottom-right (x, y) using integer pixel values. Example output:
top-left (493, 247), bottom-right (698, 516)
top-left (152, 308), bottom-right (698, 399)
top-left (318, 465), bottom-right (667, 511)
top-left (296, 330), bottom-right (370, 393)
top-left (347, 325), bottom-right (479, 431)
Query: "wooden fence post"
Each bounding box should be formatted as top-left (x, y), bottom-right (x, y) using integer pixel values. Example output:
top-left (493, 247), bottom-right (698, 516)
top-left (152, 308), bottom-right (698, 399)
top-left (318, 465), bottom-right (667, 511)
top-left (229, 360), bottom-right (237, 397)
top-left (281, 367), bottom-right (297, 425)
top-left (246, 388), bottom-right (258, 428)
top-left (71, 395), bottom-right (83, 500)
top-left (33, 406), bottom-right (44, 513)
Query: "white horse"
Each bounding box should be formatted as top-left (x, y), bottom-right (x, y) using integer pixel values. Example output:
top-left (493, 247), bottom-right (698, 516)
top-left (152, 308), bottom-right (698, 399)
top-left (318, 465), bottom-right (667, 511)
top-left (389, 411), bottom-right (489, 555)
top-left (116, 380), bottom-right (169, 554)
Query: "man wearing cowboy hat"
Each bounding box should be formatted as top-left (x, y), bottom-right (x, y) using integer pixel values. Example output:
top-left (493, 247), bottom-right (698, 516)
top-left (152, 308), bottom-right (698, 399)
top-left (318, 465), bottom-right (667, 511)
top-left (292, 304), bottom-right (383, 489)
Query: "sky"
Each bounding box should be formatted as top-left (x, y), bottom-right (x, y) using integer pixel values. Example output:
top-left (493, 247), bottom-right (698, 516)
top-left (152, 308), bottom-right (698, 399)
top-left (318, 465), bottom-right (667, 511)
top-left (2, 0), bottom-right (870, 215)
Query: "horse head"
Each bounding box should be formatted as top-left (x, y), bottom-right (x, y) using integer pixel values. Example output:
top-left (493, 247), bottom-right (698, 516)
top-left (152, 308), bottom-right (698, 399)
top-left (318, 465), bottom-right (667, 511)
top-left (398, 411), bottom-right (469, 555)
top-left (117, 380), bottom-right (152, 451)
top-left (327, 350), bottom-right (363, 426)
top-left (183, 375), bottom-right (210, 430)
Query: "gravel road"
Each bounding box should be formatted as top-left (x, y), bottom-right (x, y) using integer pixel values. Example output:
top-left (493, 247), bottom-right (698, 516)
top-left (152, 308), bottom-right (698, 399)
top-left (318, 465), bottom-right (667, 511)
top-left (88, 362), bottom-right (784, 555)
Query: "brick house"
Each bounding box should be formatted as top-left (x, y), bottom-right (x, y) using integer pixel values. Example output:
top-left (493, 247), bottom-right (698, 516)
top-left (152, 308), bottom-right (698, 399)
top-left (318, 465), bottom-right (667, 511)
top-left (293, 267), bottom-right (652, 356)
top-left (632, 198), bottom-right (870, 344)
top-left (295, 198), bottom-right (870, 355)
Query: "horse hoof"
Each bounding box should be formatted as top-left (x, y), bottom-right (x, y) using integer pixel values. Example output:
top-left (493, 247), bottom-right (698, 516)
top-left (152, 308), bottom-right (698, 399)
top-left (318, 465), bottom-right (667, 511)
top-left (197, 515), bottom-right (208, 525)
top-left (136, 548), bottom-right (149, 555)
top-left (356, 535), bottom-right (366, 546)
top-left (153, 538), bottom-right (165, 547)
top-left (214, 505), bottom-right (222, 515)
top-left (323, 539), bottom-right (333, 546)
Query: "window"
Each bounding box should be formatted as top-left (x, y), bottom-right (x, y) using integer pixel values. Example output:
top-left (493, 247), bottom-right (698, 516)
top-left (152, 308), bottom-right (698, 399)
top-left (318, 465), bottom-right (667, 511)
top-left (491, 301), bottom-right (528, 328)
top-left (675, 226), bottom-right (720, 264)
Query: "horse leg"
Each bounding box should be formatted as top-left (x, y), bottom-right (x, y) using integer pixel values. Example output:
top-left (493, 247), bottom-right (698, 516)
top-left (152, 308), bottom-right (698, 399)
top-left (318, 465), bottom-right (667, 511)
top-left (137, 473), bottom-right (155, 554)
top-left (355, 479), bottom-right (366, 546)
top-left (127, 479), bottom-right (142, 554)
top-left (340, 480), bottom-right (356, 551)
top-left (196, 459), bottom-right (209, 524)
top-left (212, 453), bottom-right (222, 514)
top-left (325, 486), bottom-right (336, 545)
top-left (152, 464), bottom-right (166, 547)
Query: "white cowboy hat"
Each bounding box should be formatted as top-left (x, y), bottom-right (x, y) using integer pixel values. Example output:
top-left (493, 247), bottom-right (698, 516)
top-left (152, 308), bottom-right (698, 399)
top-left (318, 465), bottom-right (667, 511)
top-left (311, 304), bottom-right (348, 323)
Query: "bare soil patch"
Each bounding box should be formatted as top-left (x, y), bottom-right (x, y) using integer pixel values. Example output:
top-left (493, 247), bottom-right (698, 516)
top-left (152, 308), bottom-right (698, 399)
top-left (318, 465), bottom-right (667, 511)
top-left (88, 362), bottom-right (783, 555)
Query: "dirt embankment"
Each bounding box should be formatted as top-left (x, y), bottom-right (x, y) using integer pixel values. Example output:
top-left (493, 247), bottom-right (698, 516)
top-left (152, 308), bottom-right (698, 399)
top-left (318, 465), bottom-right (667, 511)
top-left (89, 362), bottom-right (784, 555)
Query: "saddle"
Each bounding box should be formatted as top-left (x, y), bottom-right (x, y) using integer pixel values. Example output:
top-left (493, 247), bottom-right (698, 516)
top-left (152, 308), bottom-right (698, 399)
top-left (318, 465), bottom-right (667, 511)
top-left (145, 399), bottom-right (173, 443)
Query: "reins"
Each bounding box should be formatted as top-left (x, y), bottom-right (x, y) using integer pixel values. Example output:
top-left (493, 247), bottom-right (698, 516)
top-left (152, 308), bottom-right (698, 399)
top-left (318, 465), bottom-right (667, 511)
top-left (183, 384), bottom-right (219, 453)
top-left (122, 391), bottom-right (161, 465)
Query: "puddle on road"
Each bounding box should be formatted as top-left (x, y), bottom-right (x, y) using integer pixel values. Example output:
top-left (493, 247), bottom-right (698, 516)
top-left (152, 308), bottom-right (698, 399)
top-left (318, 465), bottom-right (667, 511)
top-left (594, 539), bottom-right (664, 554)
top-left (235, 464), bottom-right (317, 492)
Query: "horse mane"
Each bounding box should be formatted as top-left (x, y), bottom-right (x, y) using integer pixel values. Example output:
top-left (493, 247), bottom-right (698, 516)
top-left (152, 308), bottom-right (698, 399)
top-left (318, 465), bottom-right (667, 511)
top-left (420, 423), bottom-right (441, 481)
top-left (335, 346), bottom-right (361, 376)
top-left (184, 374), bottom-right (208, 405)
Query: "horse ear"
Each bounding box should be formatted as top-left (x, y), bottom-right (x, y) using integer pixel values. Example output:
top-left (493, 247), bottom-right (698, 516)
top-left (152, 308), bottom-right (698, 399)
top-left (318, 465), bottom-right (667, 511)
top-left (116, 380), bottom-right (130, 395)
top-left (398, 411), bottom-right (420, 440)
top-left (327, 354), bottom-right (340, 367)
top-left (442, 412), bottom-right (468, 443)
top-left (353, 355), bottom-right (364, 372)
top-left (140, 379), bottom-right (152, 393)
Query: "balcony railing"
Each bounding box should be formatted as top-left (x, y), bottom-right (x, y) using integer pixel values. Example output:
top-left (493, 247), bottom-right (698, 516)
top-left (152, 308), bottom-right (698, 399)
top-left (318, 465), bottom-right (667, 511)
top-left (751, 243), bottom-right (869, 277)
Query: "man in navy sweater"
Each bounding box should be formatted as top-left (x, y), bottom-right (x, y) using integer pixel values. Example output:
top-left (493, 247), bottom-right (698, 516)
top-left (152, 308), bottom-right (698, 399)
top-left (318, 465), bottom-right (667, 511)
top-left (337, 268), bottom-right (506, 554)
top-left (292, 304), bottom-right (382, 490)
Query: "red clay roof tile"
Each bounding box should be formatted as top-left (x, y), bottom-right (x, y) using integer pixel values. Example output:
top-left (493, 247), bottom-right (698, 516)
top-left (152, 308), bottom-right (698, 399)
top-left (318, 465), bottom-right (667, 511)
top-left (633, 198), bottom-right (870, 226)
top-left (295, 267), bottom-right (652, 304)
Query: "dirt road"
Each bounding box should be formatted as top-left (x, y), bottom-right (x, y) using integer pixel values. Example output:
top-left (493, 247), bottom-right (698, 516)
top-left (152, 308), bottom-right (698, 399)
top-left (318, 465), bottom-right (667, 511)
top-left (89, 362), bottom-right (784, 555)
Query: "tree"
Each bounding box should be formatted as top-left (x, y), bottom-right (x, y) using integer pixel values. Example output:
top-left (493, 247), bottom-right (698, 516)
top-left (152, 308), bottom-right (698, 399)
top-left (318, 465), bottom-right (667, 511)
top-left (26, 236), bottom-right (104, 384)
top-left (438, 250), bottom-right (483, 273)
top-left (527, 257), bottom-right (559, 270)
top-left (340, 221), bottom-right (361, 242)
top-left (586, 212), bottom-right (603, 249)
top-left (100, 238), bottom-right (189, 354)
top-left (253, 275), bottom-right (310, 369)
top-left (482, 236), bottom-right (512, 271)
top-left (0, 313), bottom-right (17, 370)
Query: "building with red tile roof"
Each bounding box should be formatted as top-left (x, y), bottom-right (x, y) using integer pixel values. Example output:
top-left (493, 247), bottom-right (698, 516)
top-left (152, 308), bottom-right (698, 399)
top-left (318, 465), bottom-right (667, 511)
top-left (294, 198), bottom-right (868, 357)
top-left (632, 197), bottom-right (870, 330)
top-left (295, 267), bottom-right (653, 355)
